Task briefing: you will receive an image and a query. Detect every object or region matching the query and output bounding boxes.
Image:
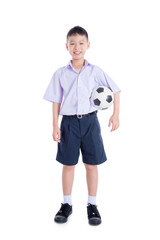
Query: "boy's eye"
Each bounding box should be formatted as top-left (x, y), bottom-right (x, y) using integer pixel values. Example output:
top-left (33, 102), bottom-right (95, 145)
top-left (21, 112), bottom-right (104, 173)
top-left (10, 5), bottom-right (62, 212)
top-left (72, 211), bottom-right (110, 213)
top-left (70, 43), bottom-right (84, 45)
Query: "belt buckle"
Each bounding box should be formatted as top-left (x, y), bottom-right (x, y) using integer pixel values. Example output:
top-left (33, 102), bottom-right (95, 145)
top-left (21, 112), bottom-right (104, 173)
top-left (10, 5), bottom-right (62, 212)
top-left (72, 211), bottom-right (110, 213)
top-left (77, 114), bottom-right (83, 119)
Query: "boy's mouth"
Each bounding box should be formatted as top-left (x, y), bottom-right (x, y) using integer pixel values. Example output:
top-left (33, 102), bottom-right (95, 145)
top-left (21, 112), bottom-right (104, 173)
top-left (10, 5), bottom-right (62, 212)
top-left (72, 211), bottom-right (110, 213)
top-left (74, 51), bottom-right (81, 55)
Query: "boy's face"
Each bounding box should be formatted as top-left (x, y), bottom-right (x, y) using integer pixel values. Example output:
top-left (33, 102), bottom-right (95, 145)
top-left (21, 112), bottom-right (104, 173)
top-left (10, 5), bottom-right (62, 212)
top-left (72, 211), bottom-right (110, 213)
top-left (66, 34), bottom-right (90, 61)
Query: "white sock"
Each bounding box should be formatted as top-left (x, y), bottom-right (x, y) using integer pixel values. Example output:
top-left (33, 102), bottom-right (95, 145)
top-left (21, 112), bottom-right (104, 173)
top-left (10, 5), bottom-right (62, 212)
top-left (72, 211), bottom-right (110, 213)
top-left (63, 195), bottom-right (72, 206)
top-left (87, 195), bottom-right (97, 205)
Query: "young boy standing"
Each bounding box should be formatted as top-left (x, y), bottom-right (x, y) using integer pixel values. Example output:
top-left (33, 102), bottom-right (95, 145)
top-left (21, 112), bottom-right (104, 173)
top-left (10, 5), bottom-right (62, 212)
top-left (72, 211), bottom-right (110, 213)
top-left (43, 26), bottom-right (121, 225)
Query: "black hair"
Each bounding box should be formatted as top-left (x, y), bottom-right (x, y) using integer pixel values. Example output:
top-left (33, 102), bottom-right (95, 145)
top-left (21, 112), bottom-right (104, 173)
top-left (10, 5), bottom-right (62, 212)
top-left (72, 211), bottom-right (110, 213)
top-left (66, 26), bottom-right (88, 42)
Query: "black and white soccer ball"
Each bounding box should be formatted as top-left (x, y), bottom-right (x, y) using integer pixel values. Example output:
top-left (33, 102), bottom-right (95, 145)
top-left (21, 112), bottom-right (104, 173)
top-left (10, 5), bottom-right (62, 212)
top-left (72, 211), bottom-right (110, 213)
top-left (90, 86), bottom-right (114, 110)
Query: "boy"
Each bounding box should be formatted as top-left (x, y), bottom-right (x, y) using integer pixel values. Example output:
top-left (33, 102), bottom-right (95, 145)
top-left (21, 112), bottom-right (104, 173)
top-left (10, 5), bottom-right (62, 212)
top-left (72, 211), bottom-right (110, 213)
top-left (43, 26), bottom-right (121, 225)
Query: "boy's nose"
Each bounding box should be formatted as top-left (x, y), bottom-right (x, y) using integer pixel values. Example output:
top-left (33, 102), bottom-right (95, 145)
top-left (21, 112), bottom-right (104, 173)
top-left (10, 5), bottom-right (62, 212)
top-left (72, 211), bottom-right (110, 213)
top-left (74, 44), bottom-right (80, 50)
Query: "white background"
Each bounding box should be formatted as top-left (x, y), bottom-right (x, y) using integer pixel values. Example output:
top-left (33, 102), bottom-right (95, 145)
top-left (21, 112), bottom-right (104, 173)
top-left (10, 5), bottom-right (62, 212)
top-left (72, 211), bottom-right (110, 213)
top-left (0, 0), bottom-right (160, 239)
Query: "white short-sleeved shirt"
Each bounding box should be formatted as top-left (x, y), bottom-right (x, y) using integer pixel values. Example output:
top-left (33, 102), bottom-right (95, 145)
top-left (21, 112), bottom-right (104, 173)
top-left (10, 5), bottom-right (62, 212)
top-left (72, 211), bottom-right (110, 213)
top-left (43, 59), bottom-right (121, 115)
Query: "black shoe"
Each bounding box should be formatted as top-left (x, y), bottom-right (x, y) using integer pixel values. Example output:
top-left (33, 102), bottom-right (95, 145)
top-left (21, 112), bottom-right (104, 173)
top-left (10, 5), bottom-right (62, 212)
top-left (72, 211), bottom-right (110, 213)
top-left (87, 204), bottom-right (102, 225)
top-left (54, 203), bottom-right (72, 223)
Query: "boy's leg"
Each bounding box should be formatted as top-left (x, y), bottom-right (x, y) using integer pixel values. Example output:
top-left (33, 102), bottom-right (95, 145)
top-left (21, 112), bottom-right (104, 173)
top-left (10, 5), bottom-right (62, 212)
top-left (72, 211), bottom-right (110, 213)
top-left (84, 163), bottom-right (98, 199)
top-left (62, 165), bottom-right (76, 204)
top-left (54, 165), bottom-right (75, 223)
top-left (84, 163), bottom-right (102, 225)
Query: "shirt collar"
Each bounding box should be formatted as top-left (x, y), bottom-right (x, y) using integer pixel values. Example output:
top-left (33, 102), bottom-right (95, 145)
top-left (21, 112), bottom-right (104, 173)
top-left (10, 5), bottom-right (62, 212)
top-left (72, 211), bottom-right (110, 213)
top-left (65, 59), bottom-right (91, 69)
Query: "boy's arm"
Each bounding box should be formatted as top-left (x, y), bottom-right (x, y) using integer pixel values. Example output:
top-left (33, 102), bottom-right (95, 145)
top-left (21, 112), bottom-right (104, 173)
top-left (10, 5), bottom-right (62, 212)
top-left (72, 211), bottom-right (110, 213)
top-left (52, 102), bottom-right (61, 127)
top-left (52, 102), bottom-right (61, 142)
top-left (108, 92), bottom-right (120, 132)
top-left (113, 92), bottom-right (120, 116)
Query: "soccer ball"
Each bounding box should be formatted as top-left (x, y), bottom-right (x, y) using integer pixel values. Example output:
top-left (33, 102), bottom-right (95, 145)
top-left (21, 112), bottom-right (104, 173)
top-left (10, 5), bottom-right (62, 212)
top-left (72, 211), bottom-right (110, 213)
top-left (90, 86), bottom-right (114, 110)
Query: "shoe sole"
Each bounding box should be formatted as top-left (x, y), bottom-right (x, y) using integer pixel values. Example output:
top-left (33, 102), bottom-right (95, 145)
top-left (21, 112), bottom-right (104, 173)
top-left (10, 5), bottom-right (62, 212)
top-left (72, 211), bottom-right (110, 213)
top-left (89, 217), bottom-right (101, 225)
top-left (54, 211), bottom-right (72, 223)
top-left (54, 216), bottom-right (67, 223)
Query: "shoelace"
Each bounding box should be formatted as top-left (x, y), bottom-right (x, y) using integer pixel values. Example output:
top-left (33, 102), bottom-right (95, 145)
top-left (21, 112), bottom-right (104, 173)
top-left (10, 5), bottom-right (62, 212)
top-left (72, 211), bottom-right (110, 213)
top-left (88, 204), bottom-right (100, 218)
top-left (58, 203), bottom-right (71, 217)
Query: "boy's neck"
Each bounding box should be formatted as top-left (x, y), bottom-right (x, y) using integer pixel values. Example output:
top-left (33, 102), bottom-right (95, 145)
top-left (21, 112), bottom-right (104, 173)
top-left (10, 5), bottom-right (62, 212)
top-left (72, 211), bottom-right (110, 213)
top-left (71, 58), bottom-right (85, 68)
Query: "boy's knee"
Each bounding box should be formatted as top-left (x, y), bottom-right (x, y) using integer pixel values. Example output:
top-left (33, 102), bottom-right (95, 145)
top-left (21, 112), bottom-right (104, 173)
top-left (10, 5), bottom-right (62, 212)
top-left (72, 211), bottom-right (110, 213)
top-left (84, 163), bottom-right (97, 171)
top-left (63, 165), bottom-right (76, 171)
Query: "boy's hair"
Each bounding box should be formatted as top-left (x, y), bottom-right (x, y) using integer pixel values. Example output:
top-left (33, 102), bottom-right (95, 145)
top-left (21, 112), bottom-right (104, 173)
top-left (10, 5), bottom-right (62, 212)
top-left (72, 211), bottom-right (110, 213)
top-left (66, 26), bottom-right (89, 42)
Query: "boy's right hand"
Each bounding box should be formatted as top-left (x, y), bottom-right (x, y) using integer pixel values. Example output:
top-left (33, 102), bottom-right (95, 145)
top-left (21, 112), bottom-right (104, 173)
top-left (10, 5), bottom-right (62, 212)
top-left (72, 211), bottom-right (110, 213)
top-left (52, 126), bottom-right (61, 143)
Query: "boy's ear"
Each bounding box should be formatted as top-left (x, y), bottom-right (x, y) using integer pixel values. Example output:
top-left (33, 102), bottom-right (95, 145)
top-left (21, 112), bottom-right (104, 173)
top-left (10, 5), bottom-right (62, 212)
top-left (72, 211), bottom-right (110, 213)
top-left (87, 42), bottom-right (90, 49)
top-left (65, 43), bottom-right (68, 50)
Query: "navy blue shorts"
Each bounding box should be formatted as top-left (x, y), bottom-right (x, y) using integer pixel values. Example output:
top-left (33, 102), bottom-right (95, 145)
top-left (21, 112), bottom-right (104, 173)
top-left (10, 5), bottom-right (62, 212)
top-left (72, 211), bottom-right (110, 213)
top-left (56, 111), bottom-right (107, 166)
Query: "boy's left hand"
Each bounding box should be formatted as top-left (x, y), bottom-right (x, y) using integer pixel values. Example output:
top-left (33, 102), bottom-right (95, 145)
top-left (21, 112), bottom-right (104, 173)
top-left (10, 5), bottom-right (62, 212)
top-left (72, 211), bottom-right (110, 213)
top-left (108, 114), bottom-right (120, 132)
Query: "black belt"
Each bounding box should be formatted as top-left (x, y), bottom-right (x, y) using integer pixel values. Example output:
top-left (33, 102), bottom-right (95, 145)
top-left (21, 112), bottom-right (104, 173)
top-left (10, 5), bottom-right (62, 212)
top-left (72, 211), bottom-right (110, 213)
top-left (72, 110), bottom-right (97, 119)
